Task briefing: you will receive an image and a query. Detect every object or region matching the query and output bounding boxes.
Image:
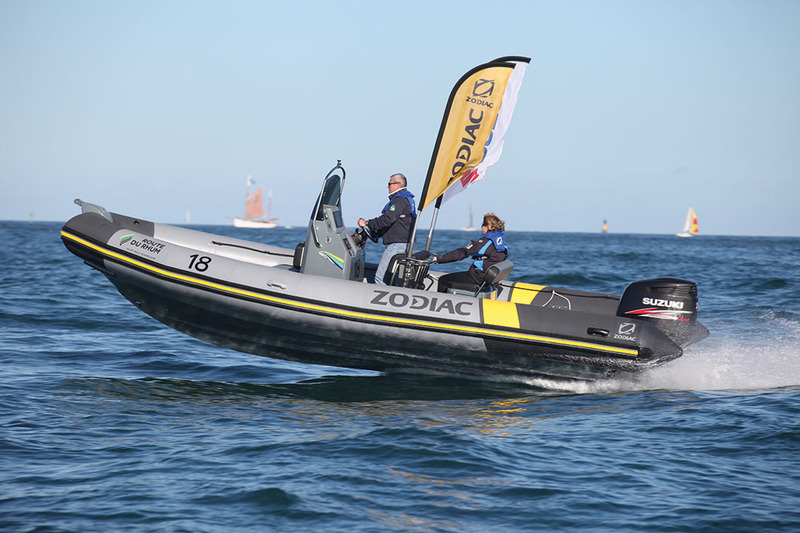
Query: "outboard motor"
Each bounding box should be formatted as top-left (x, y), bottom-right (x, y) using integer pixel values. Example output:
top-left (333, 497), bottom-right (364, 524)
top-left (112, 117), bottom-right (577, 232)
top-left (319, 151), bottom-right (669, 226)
top-left (617, 277), bottom-right (702, 347)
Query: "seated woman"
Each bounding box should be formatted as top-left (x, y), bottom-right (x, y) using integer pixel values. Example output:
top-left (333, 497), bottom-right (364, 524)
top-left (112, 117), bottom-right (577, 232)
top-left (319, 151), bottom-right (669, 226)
top-left (433, 212), bottom-right (508, 293)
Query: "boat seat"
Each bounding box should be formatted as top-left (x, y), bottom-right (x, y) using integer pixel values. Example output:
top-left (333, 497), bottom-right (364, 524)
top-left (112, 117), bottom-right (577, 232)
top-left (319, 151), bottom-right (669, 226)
top-left (445, 259), bottom-right (514, 298)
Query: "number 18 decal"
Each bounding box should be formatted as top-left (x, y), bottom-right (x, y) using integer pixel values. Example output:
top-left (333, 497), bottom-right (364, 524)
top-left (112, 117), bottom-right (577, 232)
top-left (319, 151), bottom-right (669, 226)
top-left (188, 254), bottom-right (212, 272)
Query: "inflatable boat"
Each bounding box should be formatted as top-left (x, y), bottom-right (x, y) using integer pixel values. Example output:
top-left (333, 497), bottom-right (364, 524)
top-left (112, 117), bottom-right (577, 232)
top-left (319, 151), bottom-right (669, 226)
top-left (61, 163), bottom-right (708, 383)
top-left (60, 57), bottom-right (708, 382)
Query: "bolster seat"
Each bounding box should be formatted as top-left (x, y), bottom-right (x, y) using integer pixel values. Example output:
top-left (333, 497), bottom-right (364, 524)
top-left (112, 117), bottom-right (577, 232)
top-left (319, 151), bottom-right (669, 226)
top-left (445, 259), bottom-right (514, 297)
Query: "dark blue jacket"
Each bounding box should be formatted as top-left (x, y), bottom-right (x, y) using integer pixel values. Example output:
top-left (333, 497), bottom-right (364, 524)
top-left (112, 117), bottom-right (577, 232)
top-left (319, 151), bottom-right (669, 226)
top-left (366, 189), bottom-right (417, 245)
top-left (438, 230), bottom-right (507, 272)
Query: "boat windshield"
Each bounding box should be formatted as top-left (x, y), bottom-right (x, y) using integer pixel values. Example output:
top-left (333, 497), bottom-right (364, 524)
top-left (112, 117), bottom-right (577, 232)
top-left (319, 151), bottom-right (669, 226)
top-left (312, 165), bottom-right (344, 221)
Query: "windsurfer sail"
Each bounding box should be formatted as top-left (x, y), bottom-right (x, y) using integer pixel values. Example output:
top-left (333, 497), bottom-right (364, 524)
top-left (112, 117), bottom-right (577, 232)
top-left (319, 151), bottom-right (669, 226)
top-left (411, 56), bottom-right (530, 251)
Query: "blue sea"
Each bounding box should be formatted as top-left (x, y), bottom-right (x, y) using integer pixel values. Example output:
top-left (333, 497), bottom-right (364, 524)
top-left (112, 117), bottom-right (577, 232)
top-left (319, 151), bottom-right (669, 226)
top-left (2, 220), bottom-right (799, 532)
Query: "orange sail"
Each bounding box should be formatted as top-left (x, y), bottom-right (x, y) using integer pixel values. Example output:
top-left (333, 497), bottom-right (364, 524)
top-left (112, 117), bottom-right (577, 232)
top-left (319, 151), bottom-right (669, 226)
top-left (244, 187), bottom-right (264, 220)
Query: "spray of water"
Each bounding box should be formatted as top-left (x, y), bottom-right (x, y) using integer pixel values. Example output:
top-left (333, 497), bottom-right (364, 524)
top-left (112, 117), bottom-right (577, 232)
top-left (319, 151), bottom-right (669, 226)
top-left (522, 315), bottom-right (800, 394)
top-left (635, 339), bottom-right (800, 391)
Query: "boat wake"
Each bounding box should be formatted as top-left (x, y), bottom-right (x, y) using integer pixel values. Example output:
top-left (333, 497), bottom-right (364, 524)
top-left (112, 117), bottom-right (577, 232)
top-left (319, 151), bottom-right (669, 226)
top-left (638, 339), bottom-right (800, 392)
top-left (535, 316), bottom-right (800, 394)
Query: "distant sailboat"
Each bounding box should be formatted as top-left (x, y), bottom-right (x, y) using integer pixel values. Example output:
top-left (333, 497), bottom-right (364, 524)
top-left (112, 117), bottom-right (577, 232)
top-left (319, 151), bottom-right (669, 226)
top-left (460, 205), bottom-right (476, 231)
top-left (677, 207), bottom-right (698, 237)
top-left (232, 176), bottom-right (279, 229)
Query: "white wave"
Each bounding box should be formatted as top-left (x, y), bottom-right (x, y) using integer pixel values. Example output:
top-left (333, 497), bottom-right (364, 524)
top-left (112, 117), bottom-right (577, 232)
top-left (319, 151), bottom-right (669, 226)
top-left (522, 339), bottom-right (800, 395)
top-left (533, 312), bottom-right (800, 393)
top-left (635, 338), bottom-right (800, 391)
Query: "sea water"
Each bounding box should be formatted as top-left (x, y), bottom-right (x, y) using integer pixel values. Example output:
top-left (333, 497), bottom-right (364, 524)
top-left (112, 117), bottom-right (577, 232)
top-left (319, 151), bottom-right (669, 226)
top-left (1, 221), bottom-right (799, 532)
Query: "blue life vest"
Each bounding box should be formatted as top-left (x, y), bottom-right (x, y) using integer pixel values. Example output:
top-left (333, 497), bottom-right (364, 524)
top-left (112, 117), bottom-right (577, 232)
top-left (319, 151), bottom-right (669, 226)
top-left (471, 230), bottom-right (506, 270)
top-left (382, 189), bottom-right (417, 218)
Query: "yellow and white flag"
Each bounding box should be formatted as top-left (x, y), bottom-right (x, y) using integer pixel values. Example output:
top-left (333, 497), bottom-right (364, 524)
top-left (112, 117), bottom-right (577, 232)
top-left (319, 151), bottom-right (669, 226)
top-left (419, 56), bottom-right (529, 211)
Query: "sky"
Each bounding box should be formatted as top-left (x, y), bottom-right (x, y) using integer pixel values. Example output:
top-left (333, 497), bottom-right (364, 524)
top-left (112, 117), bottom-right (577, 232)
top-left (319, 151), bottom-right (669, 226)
top-left (1, 0), bottom-right (799, 236)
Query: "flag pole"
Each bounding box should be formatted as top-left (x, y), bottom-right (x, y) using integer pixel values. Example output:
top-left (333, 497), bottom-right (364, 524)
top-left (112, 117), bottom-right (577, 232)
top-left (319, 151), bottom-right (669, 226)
top-left (407, 195), bottom-right (442, 256)
top-left (406, 212), bottom-right (420, 256)
top-left (424, 197), bottom-right (443, 252)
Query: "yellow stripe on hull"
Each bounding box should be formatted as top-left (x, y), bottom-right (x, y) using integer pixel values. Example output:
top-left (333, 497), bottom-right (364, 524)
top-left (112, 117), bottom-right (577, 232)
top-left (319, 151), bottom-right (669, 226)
top-left (482, 299), bottom-right (520, 329)
top-left (510, 282), bottom-right (546, 304)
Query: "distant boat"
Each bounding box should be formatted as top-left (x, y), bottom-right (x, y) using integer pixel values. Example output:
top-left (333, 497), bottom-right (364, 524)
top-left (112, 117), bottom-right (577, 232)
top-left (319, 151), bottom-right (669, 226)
top-left (677, 207), bottom-right (698, 237)
top-left (601, 219), bottom-right (608, 234)
top-left (460, 205), bottom-right (476, 231)
top-left (233, 176), bottom-right (279, 229)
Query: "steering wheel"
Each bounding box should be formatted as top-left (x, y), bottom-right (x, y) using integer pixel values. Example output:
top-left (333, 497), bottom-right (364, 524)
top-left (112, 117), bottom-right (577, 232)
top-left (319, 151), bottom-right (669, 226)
top-left (362, 225), bottom-right (379, 243)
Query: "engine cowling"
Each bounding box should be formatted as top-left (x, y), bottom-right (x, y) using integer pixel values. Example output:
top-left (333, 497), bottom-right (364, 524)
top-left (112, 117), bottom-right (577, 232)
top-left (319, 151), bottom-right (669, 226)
top-left (617, 277), bottom-right (701, 347)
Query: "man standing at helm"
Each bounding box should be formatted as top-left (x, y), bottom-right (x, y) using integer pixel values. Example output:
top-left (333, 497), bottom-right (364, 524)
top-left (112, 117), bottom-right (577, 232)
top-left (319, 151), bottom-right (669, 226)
top-left (358, 173), bottom-right (417, 285)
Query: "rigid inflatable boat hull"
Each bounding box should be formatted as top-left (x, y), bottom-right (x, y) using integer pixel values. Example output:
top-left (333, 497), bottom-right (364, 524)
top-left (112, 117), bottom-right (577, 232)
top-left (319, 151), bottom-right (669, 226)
top-left (62, 210), bottom-right (701, 382)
